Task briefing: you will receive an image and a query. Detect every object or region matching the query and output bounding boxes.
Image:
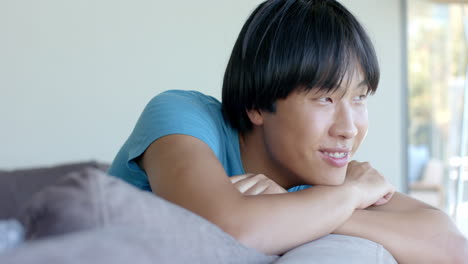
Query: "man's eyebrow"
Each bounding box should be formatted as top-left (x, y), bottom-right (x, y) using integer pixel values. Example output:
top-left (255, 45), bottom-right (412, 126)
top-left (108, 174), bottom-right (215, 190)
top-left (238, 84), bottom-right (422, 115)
top-left (350, 80), bottom-right (370, 95)
top-left (355, 80), bottom-right (370, 92)
top-left (357, 80), bottom-right (367, 87)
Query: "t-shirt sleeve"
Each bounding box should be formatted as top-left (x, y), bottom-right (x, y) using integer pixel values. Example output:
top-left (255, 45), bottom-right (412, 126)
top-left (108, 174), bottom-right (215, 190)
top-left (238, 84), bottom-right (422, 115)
top-left (127, 90), bottom-right (223, 167)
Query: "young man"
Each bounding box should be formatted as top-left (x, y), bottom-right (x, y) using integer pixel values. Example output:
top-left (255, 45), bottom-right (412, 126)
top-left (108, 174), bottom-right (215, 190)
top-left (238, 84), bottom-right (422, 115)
top-left (109, 0), bottom-right (468, 262)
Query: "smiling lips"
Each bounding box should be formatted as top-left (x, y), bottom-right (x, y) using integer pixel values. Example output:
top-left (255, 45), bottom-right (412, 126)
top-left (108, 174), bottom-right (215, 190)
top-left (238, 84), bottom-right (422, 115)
top-left (319, 148), bottom-right (350, 168)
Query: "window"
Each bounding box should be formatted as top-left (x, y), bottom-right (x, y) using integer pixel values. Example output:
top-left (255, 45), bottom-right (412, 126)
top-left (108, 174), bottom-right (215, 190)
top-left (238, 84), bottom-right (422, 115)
top-left (406, 0), bottom-right (467, 234)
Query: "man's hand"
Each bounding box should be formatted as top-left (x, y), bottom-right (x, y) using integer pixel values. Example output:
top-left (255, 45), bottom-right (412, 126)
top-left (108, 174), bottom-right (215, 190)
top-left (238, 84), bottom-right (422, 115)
top-left (232, 161), bottom-right (395, 209)
top-left (344, 161), bottom-right (395, 209)
top-left (233, 162), bottom-right (396, 209)
top-left (230, 174), bottom-right (287, 195)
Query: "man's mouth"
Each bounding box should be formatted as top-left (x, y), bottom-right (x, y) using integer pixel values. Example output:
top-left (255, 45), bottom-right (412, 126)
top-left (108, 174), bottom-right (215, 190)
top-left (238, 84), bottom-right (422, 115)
top-left (322, 151), bottom-right (347, 158)
top-left (318, 148), bottom-right (351, 168)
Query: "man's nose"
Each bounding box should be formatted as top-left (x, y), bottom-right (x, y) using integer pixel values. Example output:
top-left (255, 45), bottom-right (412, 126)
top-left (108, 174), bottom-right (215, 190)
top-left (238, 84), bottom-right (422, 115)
top-left (329, 104), bottom-right (358, 139)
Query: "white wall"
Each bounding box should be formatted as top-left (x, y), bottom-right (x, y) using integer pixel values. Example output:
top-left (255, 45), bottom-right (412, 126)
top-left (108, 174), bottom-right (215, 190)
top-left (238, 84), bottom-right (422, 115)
top-left (0, 0), bottom-right (405, 190)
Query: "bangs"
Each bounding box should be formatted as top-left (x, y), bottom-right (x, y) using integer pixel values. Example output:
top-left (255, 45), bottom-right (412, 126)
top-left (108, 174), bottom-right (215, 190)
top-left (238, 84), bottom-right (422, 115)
top-left (243, 0), bottom-right (380, 110)
top-left (294, 3), bottom-right (379, 95)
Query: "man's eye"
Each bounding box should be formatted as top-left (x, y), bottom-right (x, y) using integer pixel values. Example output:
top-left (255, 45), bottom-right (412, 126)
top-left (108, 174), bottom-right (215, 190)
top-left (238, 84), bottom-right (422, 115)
top-left (353, 94), bottom-right (368, 102)
top-left (318, 97), bottom-right (333, 103)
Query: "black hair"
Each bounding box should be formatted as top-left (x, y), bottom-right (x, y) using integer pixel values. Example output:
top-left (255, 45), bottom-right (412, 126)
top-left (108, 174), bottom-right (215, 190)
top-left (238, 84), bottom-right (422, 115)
top-left (221, 0), bottom-right (380, 133)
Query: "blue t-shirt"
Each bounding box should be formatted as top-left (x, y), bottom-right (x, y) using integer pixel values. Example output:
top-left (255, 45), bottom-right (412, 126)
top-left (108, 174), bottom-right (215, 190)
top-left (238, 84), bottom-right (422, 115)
top-left (108, 90), bottom-right (310, 192)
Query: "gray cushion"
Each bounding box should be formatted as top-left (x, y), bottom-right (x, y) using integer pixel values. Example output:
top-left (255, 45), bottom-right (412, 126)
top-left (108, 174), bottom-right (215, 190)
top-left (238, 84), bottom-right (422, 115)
top-left (275, 234), bottom-right (397, 264)
top-left (0, 161), bottom-right (108, 220)
top-left (0, 224), bottom-right (277, 264)
top-left (10, 167), bottom-right (396, 264)
top-left (12, 168), bottom-right (277, 263)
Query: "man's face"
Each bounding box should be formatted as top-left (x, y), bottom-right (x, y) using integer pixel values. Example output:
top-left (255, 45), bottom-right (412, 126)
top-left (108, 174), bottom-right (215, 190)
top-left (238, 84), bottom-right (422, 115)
top-left (259, 71), bottom-right (369, 186)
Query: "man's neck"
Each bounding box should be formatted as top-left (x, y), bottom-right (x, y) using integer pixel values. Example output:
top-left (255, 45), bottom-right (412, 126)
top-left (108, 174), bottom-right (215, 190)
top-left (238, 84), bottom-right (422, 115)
top-left (238, 129), bottom-right (300, 190)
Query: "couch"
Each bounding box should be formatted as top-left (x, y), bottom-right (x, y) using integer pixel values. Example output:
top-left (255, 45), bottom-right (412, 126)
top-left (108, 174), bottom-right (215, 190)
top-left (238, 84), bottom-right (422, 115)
top-left (0, 161), bottom-right (397, 263)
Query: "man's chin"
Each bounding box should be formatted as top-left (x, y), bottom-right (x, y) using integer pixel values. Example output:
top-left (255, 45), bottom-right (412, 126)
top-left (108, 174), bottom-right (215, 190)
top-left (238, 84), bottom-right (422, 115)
top-left (322, 179), bottom-right (345, 186)
top-left (320, 172), bottom-right (346, 186)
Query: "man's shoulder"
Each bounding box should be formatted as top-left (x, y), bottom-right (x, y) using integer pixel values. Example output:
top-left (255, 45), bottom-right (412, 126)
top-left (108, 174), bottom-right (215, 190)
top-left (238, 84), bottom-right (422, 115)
top-left (141, 89), bottom-right (226, 128)
top-left (151, 89), bottom-right (220, 107)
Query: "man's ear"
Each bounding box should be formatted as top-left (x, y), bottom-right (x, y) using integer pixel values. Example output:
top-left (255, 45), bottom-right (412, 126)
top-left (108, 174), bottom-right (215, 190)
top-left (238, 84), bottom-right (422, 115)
top-left (246, 109), bottom-right (264, 126)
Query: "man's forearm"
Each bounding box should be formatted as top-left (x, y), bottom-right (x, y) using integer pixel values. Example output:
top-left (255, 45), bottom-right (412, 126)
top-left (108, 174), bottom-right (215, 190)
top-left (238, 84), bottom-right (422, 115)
top-left (334, 207), bottom-right (468, 263)
top-left (230, 185), bottom-right (358, 255)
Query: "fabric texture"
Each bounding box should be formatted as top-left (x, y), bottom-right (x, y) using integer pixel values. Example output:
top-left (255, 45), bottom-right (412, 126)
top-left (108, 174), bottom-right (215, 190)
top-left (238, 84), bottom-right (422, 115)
top-left (107, 90), bottom-right (311, 192)
top-left (275, 234), bottom-right (397, 264)
top-left (14, 168), bottom-right (277, 263)
top-left (0, 224), bottom-right (277, 264)
top-left (0, 161), bottom-right (108, 220)
top-left (7, 166), bottom-right (398, 264)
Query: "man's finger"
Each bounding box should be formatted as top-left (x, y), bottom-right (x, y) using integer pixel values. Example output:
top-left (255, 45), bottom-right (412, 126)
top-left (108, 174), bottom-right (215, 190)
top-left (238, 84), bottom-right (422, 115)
top-left (373, 192), bottom-right (393, 206)
top-left (243, 180), bottom-right (269, 195)
top-left (234, 178), bottom-right (259, 193)
top-left (229, 174), bottom-right (254, 184)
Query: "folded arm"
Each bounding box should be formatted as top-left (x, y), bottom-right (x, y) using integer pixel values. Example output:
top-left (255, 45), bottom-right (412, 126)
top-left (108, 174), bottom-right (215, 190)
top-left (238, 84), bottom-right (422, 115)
top-left (142, 135), bottom-right (356, 255)
top-left (141, 134), bottom-right (468, 262)
top-left (334, 192), bottom-right (468, 264)
top-left (140, 135), bottom-right (392, 255)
